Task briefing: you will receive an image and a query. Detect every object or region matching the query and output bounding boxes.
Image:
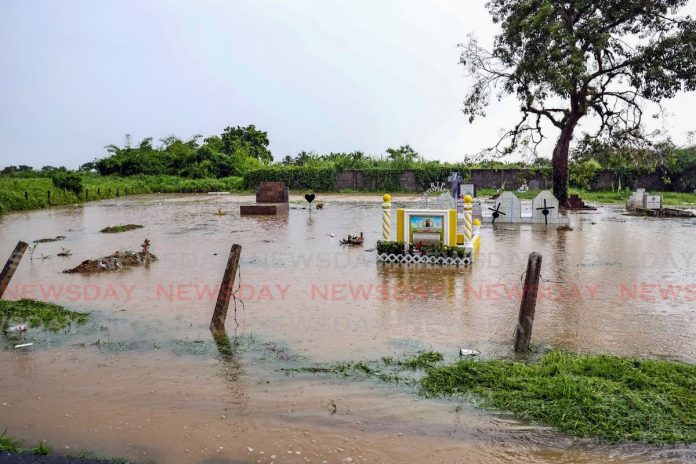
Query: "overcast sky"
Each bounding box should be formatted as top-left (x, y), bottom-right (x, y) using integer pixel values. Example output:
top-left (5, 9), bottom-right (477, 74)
top-left (2, 0), bottom-right (696, 168)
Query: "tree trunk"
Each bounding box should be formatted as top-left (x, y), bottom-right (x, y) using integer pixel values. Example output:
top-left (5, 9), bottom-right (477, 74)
top-left (551, 122), bottom-right (577, 207)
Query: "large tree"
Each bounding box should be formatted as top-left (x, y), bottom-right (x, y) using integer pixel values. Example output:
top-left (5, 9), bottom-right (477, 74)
top-left (462, 0), bottom-right (696, 205)
top-left (221, 125), bottom-right (273, 164)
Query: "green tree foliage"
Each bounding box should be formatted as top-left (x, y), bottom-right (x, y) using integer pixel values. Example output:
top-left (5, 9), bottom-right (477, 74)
top-left (93, 126), bottom-right (266, 178)
top-left (221, 125), bottom-right (272, 163)
top-left (385, 144), bottom-right (420, 166)
top-left (462, 0), bottom-right (696, 205)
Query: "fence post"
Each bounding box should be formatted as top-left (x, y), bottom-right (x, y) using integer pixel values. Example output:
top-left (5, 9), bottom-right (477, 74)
top-left (210, 244), bottom-right (242, 332)
top-left (0, 241), bottom-right (29, 298)
top-left (514, 252), bottom-right (542, 352)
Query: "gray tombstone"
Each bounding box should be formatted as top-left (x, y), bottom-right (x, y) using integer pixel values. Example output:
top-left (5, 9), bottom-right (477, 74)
top-left (532, 190), bottom-right (560, 224)
top-left (461, 183), bottom-right (476, 198)
top-left (528, 179), bottom-right (541, 191)
top-left (493, 191), bottom-right (521, 223)
top-left (431, 192), bottom-right (456, 210)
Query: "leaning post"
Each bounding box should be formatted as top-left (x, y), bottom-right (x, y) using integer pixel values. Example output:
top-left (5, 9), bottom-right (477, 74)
top-left (382, 194), bottom-right (391, 240)
top-left (514, 252), bottom-right (542, 352)
top-left (210, 244), bottom-right (242, 332)
top-left (0, 241), bottom-right (29, 298)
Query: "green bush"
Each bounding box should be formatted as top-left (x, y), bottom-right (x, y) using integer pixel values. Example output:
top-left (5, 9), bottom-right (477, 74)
top-left (376, 240), bottom-right (470, 258)
top-left (569, 159), bottom-right (602, 190)
top-left (50, 170), bottom-right (83, 194)
top-left (243, 166), bottom-right (337, 190)
top-left (0, 174), bottom-right (244, 214)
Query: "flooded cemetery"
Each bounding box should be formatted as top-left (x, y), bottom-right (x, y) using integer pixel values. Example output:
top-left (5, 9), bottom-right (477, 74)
top-left (1, 187), bottom-right (694, 463)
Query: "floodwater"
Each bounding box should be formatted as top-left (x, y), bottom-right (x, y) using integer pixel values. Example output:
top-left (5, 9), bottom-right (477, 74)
top-left (0, 194), bottom-right (694, 463)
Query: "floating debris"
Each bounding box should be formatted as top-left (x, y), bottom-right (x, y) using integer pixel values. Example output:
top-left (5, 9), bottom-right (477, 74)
top-left (340, 233), bottom-right (364, 246)
top-left (459, 348), bottom-right (480, 356)
top-left (57, 247), bottom-right (72, 257)
top-left (6, 323), bottom-right (27, 334)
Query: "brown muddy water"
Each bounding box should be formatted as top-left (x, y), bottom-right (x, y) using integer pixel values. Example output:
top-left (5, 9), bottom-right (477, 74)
top-left (0, 194), bottom-right (694, 463)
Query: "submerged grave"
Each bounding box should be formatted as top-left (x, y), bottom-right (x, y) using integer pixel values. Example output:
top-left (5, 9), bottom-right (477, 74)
top-left (377, 173), bottom-right (482, 266)
top-left (240, 181), bottom-right (289, 215)
top-left (64, 239), bottom-right (157, 274)
top-left (626, 188), bottom-right (695, 217)
top-left (483, 190), bottom-right (570, 225)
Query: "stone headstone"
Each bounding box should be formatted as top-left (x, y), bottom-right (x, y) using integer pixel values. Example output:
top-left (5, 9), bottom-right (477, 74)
top-left (461, 183), bottom-right (476, 198)
top-left (532, 190), bottom-right (560, 224)
top-left (528, 179), bottom-right (541, 191)
top-left (644, 195), bottom-right (662, 210)
top-left (243, 181), bottom-right (290, 215)
top-left (256, 182), bottom-right (288, 204)
top-left (493, 191), bottom-right (521, 223)
top-left (472, 200), bottom-right (482, 220)
top-left (431, 192), bottom-right (456, 210)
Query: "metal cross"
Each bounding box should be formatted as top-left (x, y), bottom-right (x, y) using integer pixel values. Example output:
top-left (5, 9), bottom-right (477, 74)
top-left (535, 199), bottom-right (555, 225)
top-left (447, 172), bottom-right (463, 199)
top-left (487, 203), bottom-right (506, 224)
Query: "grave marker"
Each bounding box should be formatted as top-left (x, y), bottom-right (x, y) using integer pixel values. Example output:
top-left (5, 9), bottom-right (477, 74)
top-left (494, 191), bottom-right (521, 223)
top-left (532, 191), bottom-right (560, 224)
top-left (447, 172), bottom-right (463, 199)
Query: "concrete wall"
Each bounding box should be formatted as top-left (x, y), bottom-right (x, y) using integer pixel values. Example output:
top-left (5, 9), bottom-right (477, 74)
top-left (334, 168), bottom-right (684, 192)
top-left (335, 168), bottom-right (552, 191)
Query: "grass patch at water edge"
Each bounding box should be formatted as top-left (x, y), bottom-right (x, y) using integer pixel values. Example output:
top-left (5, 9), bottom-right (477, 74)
top-left (100, 224), bottom-right (143, 233)
top-left (0, 431), bottom-right (49, 455)
top-left (0, 299), bottom-right (89, 331)
top-left (399, 350), bottom-right (444, 369)
top-left (420, 350), bottom-right (696, 443)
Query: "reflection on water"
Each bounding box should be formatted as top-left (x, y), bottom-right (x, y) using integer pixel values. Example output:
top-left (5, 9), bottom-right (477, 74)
top-left (0, 194), bottom-right (694, 463)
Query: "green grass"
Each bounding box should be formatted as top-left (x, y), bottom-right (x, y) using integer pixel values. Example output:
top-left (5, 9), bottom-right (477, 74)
top-left (100, 224), bottom-right (143, 233)
top-left (477, 187), bottom-right (696, 206)
top-left (2, 432), bottom-right (128, 462)
top-left (0, 432), bottom-right (50, 456)
top-left (33, 235), bottom-right (66, 243)
top-left (420, 350), bottom-right (696, 443)
top-left (0, 432), bottom-right (21, 452)
top-left (0, 174), bottom-right (244, 214)
top-left (0, 299), bottom-right (89, 331)
top-left (399, 350), bottom-right (444, 370)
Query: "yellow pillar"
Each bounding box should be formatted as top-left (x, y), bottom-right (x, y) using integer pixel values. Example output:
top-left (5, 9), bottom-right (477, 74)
top-left (382, 194), bottom-right (391, 240)
top-left (463, 195), bottom-right (473, 247)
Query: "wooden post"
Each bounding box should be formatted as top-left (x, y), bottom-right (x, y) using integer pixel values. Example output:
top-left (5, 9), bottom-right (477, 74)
top-left (210, 244), bottom-right (242, 332)
top-left (0, 241), bottom-right (29, 298)
top-left (514, 252), bottom-right (542, 352)
top-left (47, 190), bottom-right (51, 205)
top-left (24, 191), bottom-right (28, 200)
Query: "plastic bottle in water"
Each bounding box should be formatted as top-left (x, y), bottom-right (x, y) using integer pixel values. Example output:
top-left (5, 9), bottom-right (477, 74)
top-left (6, 323), bottom-right (27, 333)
